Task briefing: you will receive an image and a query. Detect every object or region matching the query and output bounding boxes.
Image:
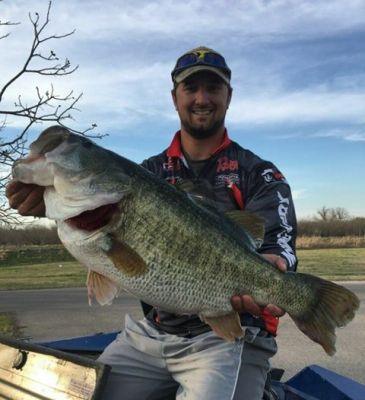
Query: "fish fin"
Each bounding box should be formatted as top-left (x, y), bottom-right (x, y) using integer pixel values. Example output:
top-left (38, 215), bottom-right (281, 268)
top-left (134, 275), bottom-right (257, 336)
top-left (175, 180), bottom-right (223, 213)
top-left (201, 312), bottom-right (245, 341)
top-left (175, 179), bottom-right (216, 200)
top-left (187, 194), bottom-right (222, 213)
top-left (103, 237), bottom-right (147, 277)
top-left (86, 270), bottom-right (119, 306)
top-left (289, 273), bottom-right (360, 356)
top-left (224, 210), bottom-right (265, 245)
top-left (178, 179), bottom-right (265, 247)
top-left (175, 180), bottom-right (197, 193)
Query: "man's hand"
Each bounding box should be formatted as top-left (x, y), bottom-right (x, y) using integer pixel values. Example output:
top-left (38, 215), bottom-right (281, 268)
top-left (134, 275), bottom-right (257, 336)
top-left (5, 180), bottom-right (46, 217)
top-left (230, 254), bottom-right (287, 318)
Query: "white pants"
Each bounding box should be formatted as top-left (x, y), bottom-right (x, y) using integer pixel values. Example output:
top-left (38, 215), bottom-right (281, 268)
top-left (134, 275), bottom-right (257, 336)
top-left (98, 315), bottom-right (277, 400)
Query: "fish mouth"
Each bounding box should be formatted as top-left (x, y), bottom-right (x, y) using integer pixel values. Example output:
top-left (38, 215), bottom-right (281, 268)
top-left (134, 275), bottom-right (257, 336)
top-left (65, 202), bottom-right (119, 231)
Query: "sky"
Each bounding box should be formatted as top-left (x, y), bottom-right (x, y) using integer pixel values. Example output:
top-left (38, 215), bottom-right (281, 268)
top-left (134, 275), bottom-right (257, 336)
top-left (1, 0), bottom-right (365, 220)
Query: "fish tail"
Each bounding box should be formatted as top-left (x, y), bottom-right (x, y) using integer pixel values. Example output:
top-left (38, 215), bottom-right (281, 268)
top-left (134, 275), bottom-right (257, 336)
top-left (288, 273), bottom-right (360, 356)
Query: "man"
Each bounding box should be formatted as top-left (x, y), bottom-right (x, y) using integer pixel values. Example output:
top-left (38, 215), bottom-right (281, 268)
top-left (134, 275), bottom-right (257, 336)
top-left (6, 46), bottom-right (297, 399)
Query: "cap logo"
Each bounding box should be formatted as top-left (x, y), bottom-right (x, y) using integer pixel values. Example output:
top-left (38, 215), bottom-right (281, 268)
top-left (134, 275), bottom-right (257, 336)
top-left (195, 50), bottom-right (210, 60)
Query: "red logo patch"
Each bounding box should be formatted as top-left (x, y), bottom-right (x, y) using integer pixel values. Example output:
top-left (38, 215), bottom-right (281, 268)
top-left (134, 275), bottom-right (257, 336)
top-left (216, 157), bottom-right (238, 173)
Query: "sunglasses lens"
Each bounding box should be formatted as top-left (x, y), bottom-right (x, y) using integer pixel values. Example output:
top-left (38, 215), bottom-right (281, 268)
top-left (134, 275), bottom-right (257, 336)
top-left (172, 50), bottom-right (231, 81)
top-left (175, 54), bottom-right (198, 69)
top-left (203, 53), bottom-right (227, 68)
top-left (175, 52), bottom-right (228, 71)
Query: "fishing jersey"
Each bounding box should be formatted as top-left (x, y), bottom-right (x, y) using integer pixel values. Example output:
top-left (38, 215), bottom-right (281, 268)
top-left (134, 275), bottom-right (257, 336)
top-left (141, 130), bottom-right (298, 336)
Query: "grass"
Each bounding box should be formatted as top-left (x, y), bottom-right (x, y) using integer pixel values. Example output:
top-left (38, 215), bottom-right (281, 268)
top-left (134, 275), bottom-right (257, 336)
top-left (0, 312), bottom-right (21, 337)
top-left (297, 236), bottom-right (365, 249)
top-left (0, 262), bottom-right (87, 290)
top-left (0, 247), bottom-right (364, 291)
top-left (297, 247), bottom-right (365, 280)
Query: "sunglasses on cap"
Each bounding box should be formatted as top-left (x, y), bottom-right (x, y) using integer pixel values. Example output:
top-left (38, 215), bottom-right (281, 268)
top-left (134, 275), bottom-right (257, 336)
top-left (172, 49), bottom-right (231, 80)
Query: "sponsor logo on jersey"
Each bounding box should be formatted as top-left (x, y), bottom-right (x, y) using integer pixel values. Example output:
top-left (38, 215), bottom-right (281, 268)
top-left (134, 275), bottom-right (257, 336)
top-left (216, 157), bottom-right (239, 173)
top-left (276, 191), bottom-right (296, 268)
top-left (261, 168), bottom-right (286, 184)
top-left (215, 173), bottom-right (240, 188)
top-left (163, 157), bottom-right (181, 171)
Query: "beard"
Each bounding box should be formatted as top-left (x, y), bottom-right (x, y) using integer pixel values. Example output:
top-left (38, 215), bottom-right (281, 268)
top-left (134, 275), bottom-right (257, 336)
top-left (181, 118), bottom-right (225, 140)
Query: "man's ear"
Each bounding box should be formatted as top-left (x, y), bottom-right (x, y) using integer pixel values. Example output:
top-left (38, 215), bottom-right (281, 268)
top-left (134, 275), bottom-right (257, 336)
top-left (171, 88), bottom-right (178, 110)
top-left (227, 86), bottom-right (233, 109)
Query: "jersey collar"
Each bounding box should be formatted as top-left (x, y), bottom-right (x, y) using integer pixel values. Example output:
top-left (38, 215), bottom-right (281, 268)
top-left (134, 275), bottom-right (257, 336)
top-left (166, 130), bottom-right (232, 158)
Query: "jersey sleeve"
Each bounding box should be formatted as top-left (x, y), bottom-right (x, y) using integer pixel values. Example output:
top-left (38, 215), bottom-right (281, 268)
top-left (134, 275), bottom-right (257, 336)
top-left (244, 162), bottom-right (298, 271)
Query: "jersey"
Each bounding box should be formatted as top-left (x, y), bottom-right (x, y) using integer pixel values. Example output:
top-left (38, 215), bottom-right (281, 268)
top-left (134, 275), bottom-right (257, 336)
top-left (140, 130), bottom-right (298, 336)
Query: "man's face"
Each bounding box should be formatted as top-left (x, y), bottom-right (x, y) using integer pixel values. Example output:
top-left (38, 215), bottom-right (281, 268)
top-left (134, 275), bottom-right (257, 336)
top-left (172, 71), bottom-right (232, 140)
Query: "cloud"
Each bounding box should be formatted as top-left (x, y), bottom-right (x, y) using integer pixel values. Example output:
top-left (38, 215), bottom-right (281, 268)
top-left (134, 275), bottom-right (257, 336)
top-left (229, 89), bottom-right (365, 125)
top-left (345, 132), bottom-right (365, 141)
top-left (2, 1), bottom-right (365, 135)
top-left (0, 165), bottom-right (10, 180)
top-left (4, 0), bottom-right (365, 44)
top-left (291, 189), bottom-right (307, 201)
top-left (312, 128), bottom-right (365, 142)
top-left (54, 0), bottom-right (365, 39)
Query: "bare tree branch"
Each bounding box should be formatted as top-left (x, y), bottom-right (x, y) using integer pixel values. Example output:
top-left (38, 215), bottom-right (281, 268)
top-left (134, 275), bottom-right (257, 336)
top-left (0, 1), bottom-right (102, 224)
top-left (0, 1), bottom-right (20, 39)
top-left (0, 2), bottom-right (78, 102)
top-left (317, 206), bottom-right (330, 221)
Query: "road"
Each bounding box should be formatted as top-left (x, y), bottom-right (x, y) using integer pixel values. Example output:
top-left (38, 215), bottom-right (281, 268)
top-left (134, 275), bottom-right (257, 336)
top-left (0, 288), bottom-right (142, 340)
top-left (0, 282), bottom-right (364, 385)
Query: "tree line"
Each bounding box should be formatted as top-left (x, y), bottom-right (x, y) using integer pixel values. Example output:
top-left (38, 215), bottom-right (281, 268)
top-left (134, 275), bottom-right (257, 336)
top-left (298, 217), bottom-right (365, 237)
top-left (298, 207), bottom-right (365, 237)
top-left (1, 215), bottom-right (364, 246)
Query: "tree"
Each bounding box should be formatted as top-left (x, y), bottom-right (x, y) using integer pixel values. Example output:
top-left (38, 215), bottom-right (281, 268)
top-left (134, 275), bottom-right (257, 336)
top-left (329, 207), bottom-right (350, 221)
top-left (0, 1), bottom-right (98, 224)
top-left (317, 206), bottom-right (350, 221)
top-left (317, 206), bottom-right (330, 221)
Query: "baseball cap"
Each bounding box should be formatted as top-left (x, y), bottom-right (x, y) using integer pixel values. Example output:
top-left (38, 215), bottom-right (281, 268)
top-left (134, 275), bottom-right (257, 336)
top-left (171, 46), bottom-right (231, 85)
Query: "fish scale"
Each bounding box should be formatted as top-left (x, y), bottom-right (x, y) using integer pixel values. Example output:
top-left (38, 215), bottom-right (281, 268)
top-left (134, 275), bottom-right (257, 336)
top-left (12, 126), bottom-right (360, 355)
top-left (85, 185), bottom-right (302, 317)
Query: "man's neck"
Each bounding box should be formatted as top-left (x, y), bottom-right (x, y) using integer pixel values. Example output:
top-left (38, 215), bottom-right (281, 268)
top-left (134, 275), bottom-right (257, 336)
top-left (180, 129), bottom-right (225, 161)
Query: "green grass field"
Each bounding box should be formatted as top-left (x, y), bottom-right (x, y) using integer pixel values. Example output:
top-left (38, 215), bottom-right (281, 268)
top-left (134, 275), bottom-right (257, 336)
top-left (297, 248), bottom-right (365, 280)
top-left (0, 313), bottom-right (21, 336)
top-left (0, 247), bottom-right (364, 291)
top-left (0, 262), bottom-right (87, 290)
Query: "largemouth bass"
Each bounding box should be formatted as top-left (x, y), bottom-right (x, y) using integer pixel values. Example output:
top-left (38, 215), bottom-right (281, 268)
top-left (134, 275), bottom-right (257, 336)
top-left (12, 126), bottom-right (359, 355)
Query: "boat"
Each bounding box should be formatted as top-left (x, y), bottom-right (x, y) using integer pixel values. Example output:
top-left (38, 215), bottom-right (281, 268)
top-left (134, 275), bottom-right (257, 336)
top-left (1, 332), bottom-right (365, 399)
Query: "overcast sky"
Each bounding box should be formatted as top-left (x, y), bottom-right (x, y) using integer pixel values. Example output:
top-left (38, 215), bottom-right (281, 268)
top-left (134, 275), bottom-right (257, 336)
top-left (1, 0), bottom-right (365, 219)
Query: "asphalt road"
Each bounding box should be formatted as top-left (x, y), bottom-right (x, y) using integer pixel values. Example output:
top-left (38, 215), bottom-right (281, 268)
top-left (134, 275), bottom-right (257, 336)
top-left (0, 282), bottom-right (364, 385)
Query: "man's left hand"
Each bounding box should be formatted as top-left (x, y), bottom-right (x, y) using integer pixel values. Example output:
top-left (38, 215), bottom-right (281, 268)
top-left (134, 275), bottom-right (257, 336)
top-left (230, 254), bottom-right (287, 318)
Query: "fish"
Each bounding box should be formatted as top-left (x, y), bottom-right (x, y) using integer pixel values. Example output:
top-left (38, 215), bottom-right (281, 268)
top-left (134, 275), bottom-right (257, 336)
top-left (12, 126), bottom-right (360, 355)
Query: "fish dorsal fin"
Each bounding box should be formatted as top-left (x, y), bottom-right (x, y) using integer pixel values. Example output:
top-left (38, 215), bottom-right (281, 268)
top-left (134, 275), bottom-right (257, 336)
top-left (201, 312), bottom-right (245, 341)
top-left (86, 270), bottom-right (119, 306)
top-left (177, 179), bottom-right (265, 247)
top-left (103, 237), bottom-right (147, 277)
top-left (175, 180), bottom-right (223, 215)
top-left (188, 194), bottom-right (223, 215)
top-left (224, 210), bottom-right (265, 245)
top-left (175, 179), bottom-right (197, 193)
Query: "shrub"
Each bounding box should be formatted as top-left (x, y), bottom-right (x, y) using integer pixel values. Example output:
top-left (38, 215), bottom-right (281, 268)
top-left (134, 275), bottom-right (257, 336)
top-left (298, 218), bottom-right (365, 237)
top-left (0, 225), bottom-right (60, 246)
